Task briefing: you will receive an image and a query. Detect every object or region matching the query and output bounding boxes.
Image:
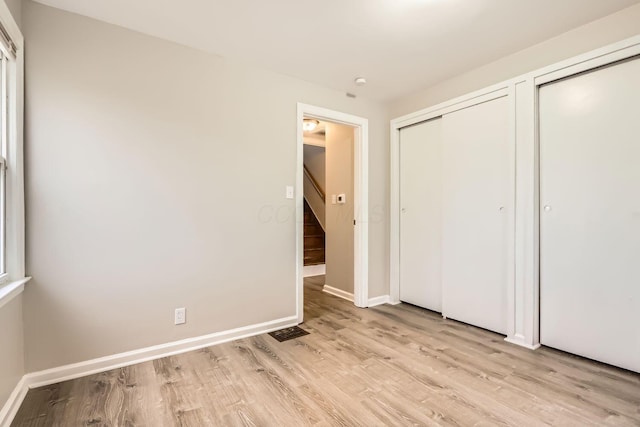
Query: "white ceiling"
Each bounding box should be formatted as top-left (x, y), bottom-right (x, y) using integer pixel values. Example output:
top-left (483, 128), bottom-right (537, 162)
top-left (33, 0), bottom-right (640, 101)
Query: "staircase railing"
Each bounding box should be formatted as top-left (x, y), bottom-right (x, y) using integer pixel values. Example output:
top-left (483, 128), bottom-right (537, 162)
top-left (303, 164), bottom-right (326, 230)
top-left (303, 165), bottom-right (325, 201)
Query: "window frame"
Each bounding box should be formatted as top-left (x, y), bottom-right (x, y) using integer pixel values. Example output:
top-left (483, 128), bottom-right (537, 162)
top-left (0, 1), bottom-right (26, 292)
top-left (0, 51), bottom-right (8, 282)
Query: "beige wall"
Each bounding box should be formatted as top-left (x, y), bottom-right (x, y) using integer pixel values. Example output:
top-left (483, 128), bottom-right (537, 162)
top-left (0, 295), bottom-right (24, 408)
top-left (390, 3), bottom-right (640, 118)
top-left (324, 123), bottom-right (354, 294)
top-left (22, 0), bottom-right (389, 372)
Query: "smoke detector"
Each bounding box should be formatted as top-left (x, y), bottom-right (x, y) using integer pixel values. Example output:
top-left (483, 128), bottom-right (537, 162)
top-left (354, 77), bottom-right (367, 86)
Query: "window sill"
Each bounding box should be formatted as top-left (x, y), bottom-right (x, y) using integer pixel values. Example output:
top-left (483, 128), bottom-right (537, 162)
top-left (0, 277), bottom-right (30, 309)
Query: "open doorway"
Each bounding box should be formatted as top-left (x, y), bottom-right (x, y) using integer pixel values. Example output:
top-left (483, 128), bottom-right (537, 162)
top-left (302, 119), bottom-right (354, 298)
top-left (301, 120), bottom-right (327, 277)
top-left (296, 104), bottom-right (369, 324)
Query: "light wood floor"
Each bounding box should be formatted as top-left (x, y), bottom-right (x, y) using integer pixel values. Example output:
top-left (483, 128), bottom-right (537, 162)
top-left (12, 276), bottom-right (640, 426)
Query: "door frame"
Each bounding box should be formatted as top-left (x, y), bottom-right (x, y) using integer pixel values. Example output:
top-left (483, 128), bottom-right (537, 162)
top-left (296, 103), bottom-right (369, 323)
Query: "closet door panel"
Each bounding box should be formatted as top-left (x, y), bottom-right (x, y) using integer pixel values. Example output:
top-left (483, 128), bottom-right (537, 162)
top-left (442, 97), bottom-right (510, 334)
top-left (540, 58), bottom-right (640, 372)
top-left (399, 118), bottom-right (443, 311)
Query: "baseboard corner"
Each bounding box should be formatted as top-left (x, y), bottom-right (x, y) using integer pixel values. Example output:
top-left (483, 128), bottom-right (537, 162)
top-left (504, 335), bottom-right (541, 350)
top-left (367, 295), bottom-right (391, 307)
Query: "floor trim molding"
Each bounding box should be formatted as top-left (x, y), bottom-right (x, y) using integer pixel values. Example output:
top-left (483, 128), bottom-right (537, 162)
top-left (23, 315), bottom-right (299, 390)
top-left (303, 264), bottom-right (326, 277)
top-left (0, 376), bottom-right (28, 427)
top-left (322, 285), bottom-right (354, 302)
top-left (367, 295), bottom-right (391, 307)
top-left (323, 287), bottom-right (392, 308)
top-left (504, 335), bottom-right (541, 350)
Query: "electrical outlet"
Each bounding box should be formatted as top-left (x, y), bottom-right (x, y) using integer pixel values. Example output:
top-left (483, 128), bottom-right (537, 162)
top-left (174, 308), bottom-right (186, 325)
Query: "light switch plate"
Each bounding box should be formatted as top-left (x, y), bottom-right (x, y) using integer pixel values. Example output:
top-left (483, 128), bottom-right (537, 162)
top-left (286, 186), bottom-right (294, 199)
top-left (175, 308), bottom-right (186, 325)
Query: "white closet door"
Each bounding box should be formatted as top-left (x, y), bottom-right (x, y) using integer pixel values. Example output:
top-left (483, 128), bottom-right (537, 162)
top-left (442, 97), bottom-right (510, 334)
top-left (540, 58), bottom-right (640, 372)
top-left (399, 118), bottom-right (443, 311)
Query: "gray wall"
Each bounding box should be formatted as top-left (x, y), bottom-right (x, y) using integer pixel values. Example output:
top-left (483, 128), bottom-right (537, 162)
top-left (390, 3), bottom-right (640, 118)
top-left (4, 0), bottom-right (21, 28)
top-left (302, 145), bottom-right (325, 193)
top-left (324, 123), bottom-right (354, 294)
top-left (22, 0), bottom-right (389, 372)
top-left (0, 295), bottom-right (24, 408)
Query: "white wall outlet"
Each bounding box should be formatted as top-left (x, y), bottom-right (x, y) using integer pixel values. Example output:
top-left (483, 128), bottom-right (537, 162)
top-left (174, 307), bottom-right (186, 325)
top-left (285, 185), bottom-right (294, 199)
top-left (337, 194), bottom-right (346, 204)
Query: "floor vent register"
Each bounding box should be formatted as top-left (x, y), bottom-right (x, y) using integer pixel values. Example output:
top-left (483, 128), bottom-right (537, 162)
top-left (269, 326), bottom-right (310, 342)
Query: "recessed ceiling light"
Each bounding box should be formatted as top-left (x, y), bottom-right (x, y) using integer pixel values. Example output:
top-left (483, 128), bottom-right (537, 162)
top-left (354, 77), bottom-right (367, 86)
top-left (303, 118), bottom-right (319, 132)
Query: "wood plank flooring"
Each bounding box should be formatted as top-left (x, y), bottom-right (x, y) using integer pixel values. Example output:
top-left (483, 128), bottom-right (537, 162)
top-left (12, 276), bottom-right (640, 426)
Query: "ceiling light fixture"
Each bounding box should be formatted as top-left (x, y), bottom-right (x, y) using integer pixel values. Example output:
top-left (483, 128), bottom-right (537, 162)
top-left (303, 118), bottom-right (320, 132)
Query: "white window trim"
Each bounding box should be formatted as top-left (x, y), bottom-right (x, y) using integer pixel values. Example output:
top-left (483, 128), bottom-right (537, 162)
top-left (0, 0), bottom-right (29, 303)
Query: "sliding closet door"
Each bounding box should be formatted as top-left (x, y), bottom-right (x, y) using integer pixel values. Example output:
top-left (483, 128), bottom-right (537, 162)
top-left (399, 118), bottom-right (443, 311)
top-left (442, 97), bottom-right (510, 334)
top-left (540, 58), bottom-right (640, 372)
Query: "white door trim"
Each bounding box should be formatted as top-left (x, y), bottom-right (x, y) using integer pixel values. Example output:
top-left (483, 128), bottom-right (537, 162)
top-left (296, 103), bottom-right (369, 322)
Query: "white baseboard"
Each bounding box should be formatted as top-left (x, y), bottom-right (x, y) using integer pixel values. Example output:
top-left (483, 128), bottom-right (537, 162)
top-left (367, 295), bottom-right (391, 307)
top-left (303, 264), bottom-right (325, 277)
top-left (23, 315), bottom-right (299, 390)
top-left (504, 335), bottom-right (541, 350)
top-left (322, 285), bottom-right (354, 302)
top-left (0, 377), bottom-right (28, 427)
top-left (322, 288), bottom-right (392, 308)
